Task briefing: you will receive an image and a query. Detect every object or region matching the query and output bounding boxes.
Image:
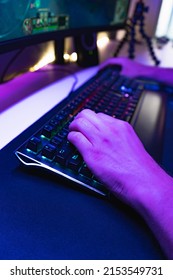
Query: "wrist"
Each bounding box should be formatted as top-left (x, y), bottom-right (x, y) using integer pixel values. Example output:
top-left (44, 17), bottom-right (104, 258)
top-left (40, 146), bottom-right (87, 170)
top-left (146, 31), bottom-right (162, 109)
top-left (132, 163), bottom-right (173, 258)
top-left (131, 161), bottom-right (173, 217)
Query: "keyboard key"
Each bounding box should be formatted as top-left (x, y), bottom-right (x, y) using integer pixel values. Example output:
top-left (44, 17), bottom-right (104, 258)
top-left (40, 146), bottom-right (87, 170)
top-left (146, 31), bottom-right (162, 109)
top-left (80, 163), bottom-right (93, 178)
top-left (57, 128), bottom-right (68, 138)
top-left (41, 144), bottom-right (56, 160)
top-left (62, 140), bottom-right (75, 154)
top-left (54, 148), bottom-right (70, 166)
top-left (49, 119), bottom-right (59, 130)
top-left (50, 136), bottom-right (63, 147)
top-left (67, 152), bottom-right (82, 171)
top-left (41, 125), bottom-right (54, 139)
top-left (26, 137), bottom-right (42, 153)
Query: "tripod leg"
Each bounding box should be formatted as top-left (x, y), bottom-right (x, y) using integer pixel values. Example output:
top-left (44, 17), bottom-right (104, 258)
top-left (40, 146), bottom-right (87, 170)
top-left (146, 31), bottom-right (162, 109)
top-left (128, 23), bottom-right (136, 59)
top-left (139, 18), bottom-right (160, 65)
top-left (145, 36), bottom-right (160, 65)
top-left (113, 27), bottom-right (129, 57)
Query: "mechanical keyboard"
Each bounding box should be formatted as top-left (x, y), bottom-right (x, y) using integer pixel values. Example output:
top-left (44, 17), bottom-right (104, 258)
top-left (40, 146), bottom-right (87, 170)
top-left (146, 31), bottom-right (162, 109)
top-left (15, 65), bottom-right (145, 196)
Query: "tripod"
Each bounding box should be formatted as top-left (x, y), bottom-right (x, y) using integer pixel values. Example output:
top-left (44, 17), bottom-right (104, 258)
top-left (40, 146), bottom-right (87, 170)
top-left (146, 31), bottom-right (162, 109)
top-left (114, 0), bottom-right (160, 65)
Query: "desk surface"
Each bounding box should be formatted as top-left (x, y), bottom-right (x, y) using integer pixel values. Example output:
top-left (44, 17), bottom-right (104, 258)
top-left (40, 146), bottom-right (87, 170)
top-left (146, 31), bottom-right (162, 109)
top-left (0, 62), bottom-right (166, 259)
top-left (0, 107), bottom-right (165, 260)
top-left (1, 39), bottom-right (173, 150)
top-left (1, 41), bottom-right (173, 259)
top-left (0, 64), bottom-right (98, 150)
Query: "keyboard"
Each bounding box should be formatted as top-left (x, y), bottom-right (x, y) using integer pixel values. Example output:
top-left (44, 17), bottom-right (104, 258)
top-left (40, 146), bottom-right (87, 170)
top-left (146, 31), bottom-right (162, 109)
top-left (15, 65), bottom-right (144, 197)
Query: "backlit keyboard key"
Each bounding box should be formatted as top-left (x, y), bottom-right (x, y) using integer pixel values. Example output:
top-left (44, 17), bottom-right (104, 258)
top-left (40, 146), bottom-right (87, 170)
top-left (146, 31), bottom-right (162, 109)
top-left (26, 137), bottom-right (42, 153)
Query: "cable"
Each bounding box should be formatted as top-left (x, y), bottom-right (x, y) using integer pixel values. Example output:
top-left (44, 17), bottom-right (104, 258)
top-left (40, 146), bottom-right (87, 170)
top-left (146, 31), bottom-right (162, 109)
top-left (0, 48), bottom-right (25, 84)
top-left (36, 65), bottom-right (79, 95)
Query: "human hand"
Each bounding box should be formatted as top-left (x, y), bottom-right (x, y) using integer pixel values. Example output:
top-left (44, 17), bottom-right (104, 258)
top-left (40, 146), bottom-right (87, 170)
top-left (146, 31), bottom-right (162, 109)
top-left (68, 109), bottom-right (173, 258)
top-left (68, 109), bottom-right (156, 207)
top-left (101, 57), bottom-right (173, 87)
top-left (100, 57), bottom-right (150, 79)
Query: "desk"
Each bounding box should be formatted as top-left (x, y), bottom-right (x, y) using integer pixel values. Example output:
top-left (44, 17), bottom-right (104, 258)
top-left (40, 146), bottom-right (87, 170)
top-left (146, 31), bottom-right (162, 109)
top-left (0, 51), bottom-right (168, 259)
top-left (0, 65), bottom-right (98, 150)
top-left (1, 39), bottom-right (173, 149)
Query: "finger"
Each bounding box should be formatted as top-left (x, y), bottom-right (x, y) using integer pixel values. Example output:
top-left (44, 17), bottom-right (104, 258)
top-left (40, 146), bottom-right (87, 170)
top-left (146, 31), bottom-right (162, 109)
top-left (75, 109), bottom-right (103, 131)
top-left (97, 112), bottom-right (125, 131)
top-left (97, 112), bottom-right (122, 123)
top-left (75, 109), bottom-right (117, 135)
top-left (69, 116), bottom-right (99, 144)
top-left (97, 112), bottom-right (117, 123)
top-left (67, 131), bottom-right (92, 157)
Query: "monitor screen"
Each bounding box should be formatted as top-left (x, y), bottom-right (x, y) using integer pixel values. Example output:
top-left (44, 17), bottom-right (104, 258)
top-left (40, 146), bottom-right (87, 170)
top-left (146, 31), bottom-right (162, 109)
top-left (0, 0), bottom-right (130, 54)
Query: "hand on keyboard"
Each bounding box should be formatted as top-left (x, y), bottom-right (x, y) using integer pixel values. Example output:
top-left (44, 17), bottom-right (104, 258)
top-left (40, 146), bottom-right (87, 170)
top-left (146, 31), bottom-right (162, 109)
top-left (100, 57), bottom-right (150, 79)
top-left (68, 109), bottom-right (169, 208)
top-left (68, 108), bottom-right (173, 259)
top-left (68, 109), bottom-right (147, 203)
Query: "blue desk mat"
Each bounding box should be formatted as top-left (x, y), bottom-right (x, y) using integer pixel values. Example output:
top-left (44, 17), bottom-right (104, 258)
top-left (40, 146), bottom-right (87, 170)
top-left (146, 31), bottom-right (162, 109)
top-left (0, 106), bottom-right (165, 260)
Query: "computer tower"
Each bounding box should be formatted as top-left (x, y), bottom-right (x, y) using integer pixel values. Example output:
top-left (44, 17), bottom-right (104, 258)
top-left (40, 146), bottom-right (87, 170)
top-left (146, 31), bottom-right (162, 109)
top-left (74, 33), bottom-right (99, 67)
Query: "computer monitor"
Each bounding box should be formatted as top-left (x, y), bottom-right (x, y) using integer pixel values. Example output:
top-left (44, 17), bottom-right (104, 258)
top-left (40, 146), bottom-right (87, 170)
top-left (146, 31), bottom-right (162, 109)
top-left (0, 0), bottom-right (130, 64)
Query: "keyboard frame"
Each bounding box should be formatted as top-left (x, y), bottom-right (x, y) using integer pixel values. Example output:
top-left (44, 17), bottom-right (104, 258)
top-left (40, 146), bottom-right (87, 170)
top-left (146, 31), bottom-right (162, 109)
top-left (15, 66), bottom-right (167, 197)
